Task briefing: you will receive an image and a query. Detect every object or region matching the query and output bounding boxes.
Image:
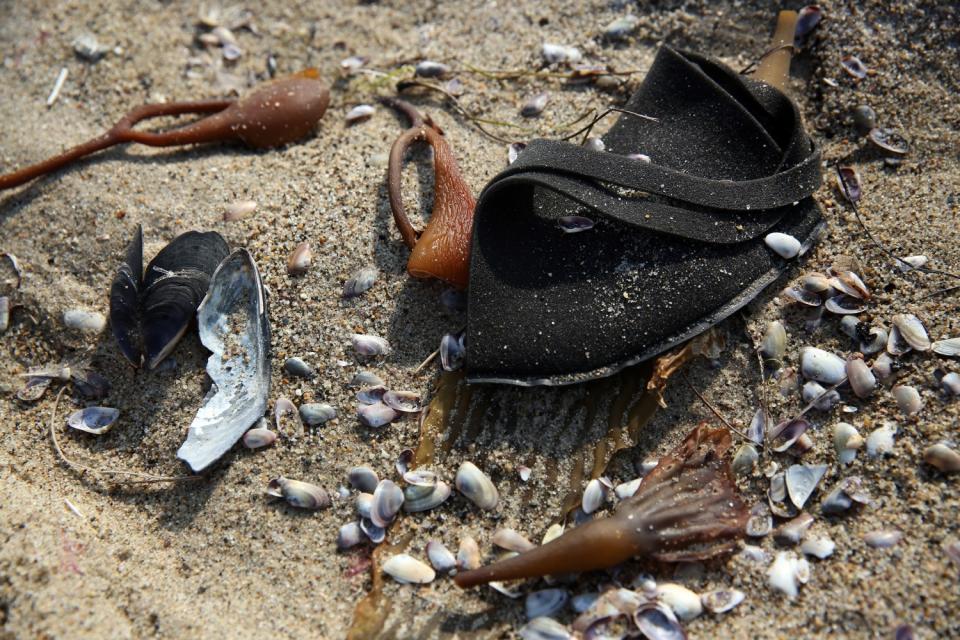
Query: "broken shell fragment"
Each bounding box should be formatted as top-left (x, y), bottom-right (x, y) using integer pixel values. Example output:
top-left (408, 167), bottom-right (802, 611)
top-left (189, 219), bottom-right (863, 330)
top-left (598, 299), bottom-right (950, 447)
top-left (581, 478), bottom-right (610, 514)
top-left (343, 267), bottom-right (378, 298)
top-left (747, 408), bottom-right (766, 445)
top-left (868, 127), bottom-right (909, 155)
top-left (493, 529), bottom-right (536, 553)
top-left (356, 385), bottom-right (387, 405)
top-left (427, 539), bottom-right (457, 574)
top-left (542, 43), bottom-right (582, 65)
top-left (765, 232), bottom-right (801, 259)
top-left (274, 397), bottom-right (303, 436)
top-left (456, 461), bottom-right (499, 510)
top-left (767, 551), bottom-right (807, 599)
top-left (347, 466), bottom-right (379, 493)
top-left (358, 401), bottom-right (398, 428)
top-left (892, 314), bottom-right (930, 351)
top-left (846, 358), bottom-right (877, 398)
top-left (833, 422), bottom-right (863, 465)
top-left (785, 464), bottom-right (828, 509)
top-left (768, 419), bottom-right (811, 452)
top-left (345, 104), bottom-right (375, 124)
top-left (801, 536), bottom-right (835, 559)
top-left (223, 200), bottom-right (257, 221)
top-left (860, 327), bottom-right (887, 355)
top-left (802, 380), bottom-right (840, 411)
top-left (351, 333), bottom-right (391, 356)
top-left (923, 443), bottom-right (960, 473)
top-left (300, 403), bottom-right (337, 426)
top-left (66, 406), bottom-right (120, 435)
top-left (700, 589), bottom-right (745, 614)
top-left (801, 347), bottom-right (847, 385)
top-left (383, 390), bottom-right (421, 413)
top-left (830, 271), bottom-right (870, 300)
top-left (872, 352), bottom-right (896, 382)
top-left (932, 338), bottom-right (960, 357)
top-left (525, 589), bottom-right (569, 620)
top-left (242, 426), bottom-right (277, 449)
top-left (337, 522), bottom-right (364, 550)
top-left (286, 241), bottom-right (312, 275)
top-left (840, 54), bottom-right (868, 79)
top-left (866, 423), bottom-right (897, 456)
top-left (383, 554), bottom-right (435, 584)
top-left (892, 385), bottom-right (922, 416)
top-left (864, 530), bottom-right (903, 548)
top-left (267, 477), bottom-right (331, 510)
top-left (557, 216), bottom-right (595, 233)
top-left (821, 476), bottom-right (870, 515)
top-left (371, 479), bottom-right (404, 527)
top-left (656, 583), bottom-right (702, 621)
top-left (732, 444), bottom-right (758, 476)
top-left (774, 512), bottom-right (815, 545)
top-left (759, 321), bottom-right (787, 366)
top-left (783, 286), bottom-right (821, 307)
top-left (64, 309), bottom-right (107, 333)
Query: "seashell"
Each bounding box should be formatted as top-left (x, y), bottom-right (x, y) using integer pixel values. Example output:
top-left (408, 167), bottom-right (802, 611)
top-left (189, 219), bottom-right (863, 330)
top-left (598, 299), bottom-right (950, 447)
top-left (348, 466), bottom-right (379, 493)
top-left (868, 127), bottom-right (909, 155)
top-left (383, 554), bottom-right (435, 584)
top-left (73, 32), bottom-right (107, 61)
top-left (63, 308), bottom-right (107, 334)
top-left (357, 385), bottom-right (387, 405)
top-left (414, 60), bottom-right (450, 78)
top-left (493, 529), bottom-right (536, 553)
top-left (700, 589), bottom-right (745, 614)
top-left (345, 104), bottom-right (375, 124)
top-left (603, 15), bottom-right (639, 39)
top-left (765, 232), bottom-right (801, 259)
top-left (457, 536), bottom-right (481, 570)
top-left (801, 536), bottom-right (835, 559)
top-left (350, 370), bottom-right (384, 387)
top-left (802, 380), bottom-right (840, 411)
top-left (759, 320), bottom-right (787, 366)
top-left (508, 142), bottom-right (526, 164)
top-left (923, 443), bottom-right (960, 473)
top-left (794, 5), bottom-right (822, 43)
top-left (242, 425), bottom-right (277, 449)
top-left (542, 523), bottom-right (564, 546)
top-left (557, 215), bottom-right (595, 233)
top-left (403, 481), bottom-right (451, 512)
top-left (800, 347), bottom-right (847, 385)
top-left (732, 444), bottom-right (758, 476)
top-left (351, 333), bottom-right (391, 356)
top-left (840, 55), bottom-right (868, 79)
top-left (395, 448), bottom-right (414, 475)
top-left (343, 267), bottom-right (378, 298)
top-left (519, 617), bottom-right (574, 640)
top-left (614, 478), bottom-right (642, 499)
top-left (942, 372), bottom-right (960, 396)
top-left (932, 338), bottom-right (960, 357)
top-left (403, 469), bottom-right (437, 489)
top-left (284, 357), bottom-right (315, 379)
top-left (358, 402), bottom-right (398, 428)
top-left (570, 593), bottom-right (600, 614)
top-left (299, 403), bottom-right (336, 426)
top-left (887, 325), bottom-right (912, 356)
top-left (581, 478), bottom-right (610, 514)
top-left (66, 406), bottom-right (119, 435)
top-left (866, 423), bottom-right (897, 456)
top-left (779, 367), bottom-right (799, 397)
top-left (746, 513), bottom-right (772, 538)
top-left (489, 577), bottom-right (524, 599)
top-left (851, 104), bottom-right (876, 135)
top-left (740, 545), bottom-right (769, 563)
top-left (897, 255), bottom-right (927, 272)
top-left (286, 241), bottom-right (312, 275)
top-left (525, 589), bottom-right (570, 620)
top-left (846, 358), bottom-right (877, 398)
top-left (520, 93), bottom-right (549, 118)
top-left (633, 602), bottom-right (686, 640)
top-left (892, 385), bottom-right (922, 416)
top-left (864, 530), bottom-right (902, 548)
top-left (802, 272), bottom-right (832, 294)
top-left (830, 271), bottom-right (870, 300)
top-left (785, 465), bottom-right (828, 509)
top-left (518, 466), bottom-right (532, 482)
top-left (782, 285), bottom-right (821, 307)
top-left (656, 583), bottom-right (702, 622)
top-left (177, 249), bottom-right (270, 471)
top-left (627, 152), bottom-right (651, 163)
top-left (274, 397), bottom-right (303, 436)
top-left (223, 200), bottom-right (257, 221)
top-left (267, 477), bottom-right (330, 510)
top-left (542, 43), bottom-right (582, 65)
top-left (337, 522), bottom-right (364, 550)
top-left (839, 315), bottom-right (861, 339)
top-left (768, 473), bottom-right (799, 519)
top-left (747, 408), bottom-right (766, 445)
top-left (821, 476), bottom-right (869, 515)
top-left (371, 479), bottom-right (404, 527)
top-left (860, 327), bottom-right (887, 355)
top-left (768, 419), bottom-right (811, 453)
top-left (833, 422), bottom-right (863, 465)
top-left (872, 352), bottom-right (896, 382)
top-left (774, 512), bottom-right (815, 545)
top-left (892, 314), bottom-right (930, 351)
top-left (360, 517), bottom-right (385, 544)
top-left (440, 332), bottom-right (466, 371)
top-left (834, 167), bottom-right (862, 203)
top-left (455, 461), bottom-right (499, 510)
top-left (584, 137), bottom-right (605, 152)
top-left (825, 294), bottom-right (867, 315)
top-left (426, 539), bottom-right (457, 574)
top-left (356, 492), bottom-right (374, 519)
top-left (383, 390), bottom-right (421, 413)
top-left (767, 551), bottom-right (805, 599)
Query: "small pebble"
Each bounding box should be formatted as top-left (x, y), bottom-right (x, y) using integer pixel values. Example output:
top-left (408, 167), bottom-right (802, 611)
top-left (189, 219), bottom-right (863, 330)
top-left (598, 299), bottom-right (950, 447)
top-left (284, 357), bottom-right (316, 379)
top-left (63, 309), bottom-right (106, 333)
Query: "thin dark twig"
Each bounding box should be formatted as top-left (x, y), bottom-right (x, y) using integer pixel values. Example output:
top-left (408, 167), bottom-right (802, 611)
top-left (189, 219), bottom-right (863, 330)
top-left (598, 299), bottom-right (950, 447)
top-left (740, 43), bottom-right (797, 75)
top-left (396, 79), bottom-right (521, 144)
top-left (682, 373), bottom-right (752, 442)
top-left (560, 107), bottom-right (658, 144)
top-left (792, 379), bottom-right (845, 421)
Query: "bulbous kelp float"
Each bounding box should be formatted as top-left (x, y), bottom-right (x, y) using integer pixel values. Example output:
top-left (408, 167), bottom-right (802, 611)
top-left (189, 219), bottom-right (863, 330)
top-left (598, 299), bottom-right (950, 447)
top-left (454, 424), bottom-right (749, 588)
top-left (0, 69), bottom-right (330, 191)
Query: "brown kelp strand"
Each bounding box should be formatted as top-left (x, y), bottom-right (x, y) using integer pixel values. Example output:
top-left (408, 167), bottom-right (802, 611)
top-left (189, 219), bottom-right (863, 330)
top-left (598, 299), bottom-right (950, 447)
top-left (0, 70), bottom-right (329, 192)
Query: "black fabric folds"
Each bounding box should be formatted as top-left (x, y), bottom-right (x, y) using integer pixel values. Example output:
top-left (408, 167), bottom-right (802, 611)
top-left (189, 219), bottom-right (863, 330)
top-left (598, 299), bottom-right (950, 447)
top-left (466, 46), bottom-right (824, 385)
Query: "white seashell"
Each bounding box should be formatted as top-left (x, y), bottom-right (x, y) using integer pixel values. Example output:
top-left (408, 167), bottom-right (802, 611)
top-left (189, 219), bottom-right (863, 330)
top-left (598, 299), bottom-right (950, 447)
top-left (351, 333), bottom-right (391, 356)
top-left (892, 385), bottom-right (922, 415)
top-left (403, 481), bottom-right (451, 512)
top-left (457, 536), bottom-right (481, 570)
top-left (223, 200), bottom-right (257, 221)
top-left (382, 554), bottom-right (435, 584)
top-left (700, 589), bottom-right (745, 614)
top-left (348, 466), bottom-right (379, 493)
top-left (803, 272), bottom-right (832, 294)
top-left (383, 390), bottom-right (422, 413)
top-left (525, 589), bottom-right (570, 620)
top-left (242, 426), bottom-right (276, 449)
top-left (581, 478), bottom-right (610, 514)
top-left (846, 358), bottom-right (877, 398)
top-left (872, 352), bottom-right (896, 382)
top-left (759, 320), bottom-right (787, 365)
top-left (542, 43), bottom-right (582, 65)
top-left (343, 267), bottom-right (378, 298)
top-left (286, 241), bottom-right (312, 275)
top-left (358, 402), bottom-right (398, 428)
top-left (774, 512), bottom-right (814, 544)
top-left (840, 316), bottom-right (862, 339)
top-left (732, 444), bottom-right (758, 476)
top-left (371, 479), bottom-right (404, 527)
top-left (656, 583), bottom-right (702, 621)
top-left (489, 576), bottom-right (524, 599)
top-left (299, 403), bottom-right (336, 426)
top-left (764, 232), bottom-right (801, 259)
top-left (891, 314), bottom-right (930, 351)
top-left (345, 104), bottom-right (375, 124)
top-left (802, 380), bottom-right (840, 411)
top-left (833, 422), bottom-right (863, 465)
top-left (66, 406), bottom-right (120, 434)
top-left (767, 551), bottom-right (804, 598)
top-left (360, 517), bottom-right (385, 544)
top-left (923, 443), bottom-right (960, 473)
top-left (520, 93), bottom-right (549, 118)
top-left (602, 15), bottom-right (640, 38)
top-left (584, 137), bottom-right (605, 152)
top-left (825, 294), bottom-right (867, 315)
top-left (542, 523), bottom-right (564, 546)
top-left (866, 423), bottom-right (897, 457)
top-left (614, 477), bottom-right (642, 499)
top-left (356, 493), bottom-right (374, 519)
top-left (426, 539), bottom-right (457, 574)
top-left (337, 522), bottom-right (364, 550)
top-left (455, 461), bottom-right (499, 510)
top-left (941, 372), bottom-right (960, 396)
top-left (403, 469), bottom-right (437, 488)
top-left (860, 327), bottom-right (887, 355)
top-left (782, 286), bottom-right (822, 307)
top-left (864, 530), bottom-right (903, 548)
top-left (886, 324), bottom-right (912, 356)
top-left (519, 617), bottom-right (574, 640)
top-left (829, 271), bottom-right (870, 299)
top-left (932, 338), bottom-right (960, 357)
top-left (63, 309), bottom-right (107, 333)
top-left (493, 528), bottom-right (536, 553)
top-left (508, 142), bottom-right (526, 165)
top-left (267, 477), bottom-right (330, 510)
top-left (785, 465), bottom-right (828, 509)
top-left (740, 545), bottom-right (769, 563)
top-left (518, 466), bottom-right (532, 482)
top-left (801, 536), bottom-right (835, 559)
top-left (897, 255), bottom-right (927, 271)
top-left (350, 371), bottom-right (384, 387)
top-left (800, 347), bottom-right (847, 385)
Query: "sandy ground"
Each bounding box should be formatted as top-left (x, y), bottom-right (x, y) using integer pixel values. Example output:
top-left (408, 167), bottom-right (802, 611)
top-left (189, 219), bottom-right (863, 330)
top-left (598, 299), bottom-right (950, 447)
top-left (1, 1), bottom-right (958, 638)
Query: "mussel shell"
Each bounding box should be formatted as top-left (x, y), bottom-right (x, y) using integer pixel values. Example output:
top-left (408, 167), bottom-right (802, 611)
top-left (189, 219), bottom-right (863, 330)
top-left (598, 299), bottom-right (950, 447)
top-left (109, 225), bottom-right (144, 366)
top-left (141, 231), bottom-right (230, 369)
top-left (67, 406), bottom-right (120, 435)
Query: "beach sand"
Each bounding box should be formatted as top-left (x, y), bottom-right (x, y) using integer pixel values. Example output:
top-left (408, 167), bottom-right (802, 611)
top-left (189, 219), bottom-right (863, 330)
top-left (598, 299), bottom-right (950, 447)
top-left (1, 1), bottom-right (958, 638)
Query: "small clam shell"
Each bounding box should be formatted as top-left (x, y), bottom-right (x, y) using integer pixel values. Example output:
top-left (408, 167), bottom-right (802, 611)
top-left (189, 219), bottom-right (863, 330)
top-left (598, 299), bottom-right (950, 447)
top-left (395, 448), bottom-right (414, 475)
top-left (274, 397), bottom-right (303, 436)
top-left (66, 406), bottom-right (119, 435)
top-left (383, 390), bottom-right (421, 413)
top-left (518, 466), bottom-right (532, 482)
top-left (634, 602), bottom-right (686, 639)
top-left (63, 309), bottom-right (107, 333)
top-left (284, 357), bottom-right (315, 379)
top-left (732, 444), bottom-right (758, 476)
top-left (426, 539), bottom-right (457, 574)
top-left (868, 127), bottom-right (909, 155)
top-left (782, 286), bottom-right (821, 307)
top-left (747, 409), bottom-right (766, 445)
top-left (557, 216), bottom-right (595, 233)
top-left (358, 402), bottom-right (398, 428)
top-left (382, 554), bottom-right (435, 584)
top-left (830, 271), bottom-right (870, 300)
top-left (802, 380), bottom-right (840, 411)
top-left (493, 528), bottom-right (536, 553)
top-left (932, 337), bottom-right (960, 357)
top-left (866, 423), bottom-right (897, 457)
top-left (337, 522), bottom-right (364, 550)
top-left (403, 469), bottom-right (437, 488)
top-left (403, 481), bottom-right (451, 512)
top-left (656, 583), bottom-right (702, 622)
top-left (519, 617), bottom-right (573, 640)
top-left (286, 241), bottom-right (311, 275)
top-left (887, 325), bottom-right (912, 356)
top-left (897, 255), bottom-right (928, 271)
top-left (852, 104), bottom-right (876, 135)
top-left (457, 536), bottom-right (481, 570)
top-left (825, 294), bottom-right (867, 315)
top-left (345, 104), bottom-right (375, 124)
top-left (356, 492), bottom-right (374, 519)
top-left (746, 514), bottom-right (772, 538)
top-left (299, 403), bottom-right (336, 426)
top-left (520, 93), bottom-right (549, 118)
top-left (834, 167), bottom-right (862, 203)
top-left (581, 478), bottom-right (610, 514)
top-left (223, 200), bottom-right (257, 221)
top-left (846, 358), bottom-right (877, 398)
top-left (802, 272), bottom-right (832, 294)
top-left (360, 517), bottom-right (385, 544)
top-left (602, 14), bottom-right (639, 38)
top-left (508, 142), bottom-right (526, 164)
top-left (455, 461), bottom-right (499, 510)
top-left (700, 589), bottom-right (745, 614)
top-left (872, 352), bottom-right (896, 382)
top-left (864, 530), bottom-right (903, 548)
top-left (785, 464), bottom-right (828, 509)
top-left (414, 60), bottom-right (450, 78)
top-left (343, 267), bottom-right (378, 298)
top-left (765, 232), bottom-right (801, 259)
top-left (542, 43), bottom-right (582, 65)
top-left (767, 552), bottom-right (804, 599)
top-left (774, 512), bottom-right (815, 544)
top-left (351, 334), bottom-right (391, 356)
top-left (768, 419), bottom-right (811, 452)
top-left (350, 371), bottom-right (384, 387)
top-left (839, 315), bottom-right (861, 339)
top-left (440, 332), bottom-right (466, 371)
top-left (371, 479), bottom-right (404, 527)
top-left (348, 466), bottom-right (379, 493)
top-left (892, 385), bottom-right (922, 416)
top-left (525, 589), bottom-right (570, 620)
top-left (860, 327), bottom-right (887, 355)
top-left (267, 477), bottom-right (331, 510)
top-left (242, 426), bottom-right (277, 449)
top-left (833, 422), bottom-right (863, 465)
top-left (801, 347), bottom-right (847, 385)
top-left (923, 443), bottom-right (960, 473)
top-left (759, 320), bottom-right (787, 365)
top-left (892, 314), bottom-right (930, 351)
top-left (357, 385), bottom-right (387, 405)
top-left (840, 54), bottom-right (868, 79)
top-left (614, 478), bottom-right (642, 499)
top-left (801, 536), bottom-right (835, 559)
top-left (942, 372), bottom-right (960, 396)
top-left (820, 476), bottom-right (869, 515)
